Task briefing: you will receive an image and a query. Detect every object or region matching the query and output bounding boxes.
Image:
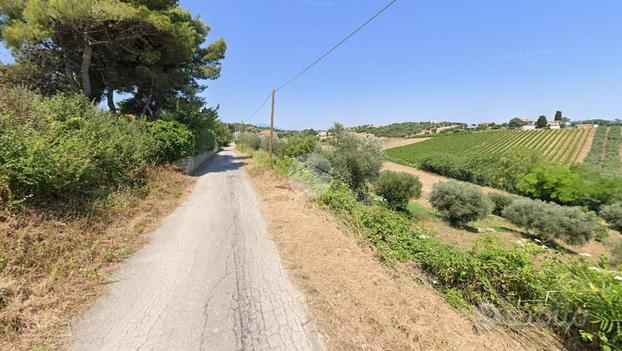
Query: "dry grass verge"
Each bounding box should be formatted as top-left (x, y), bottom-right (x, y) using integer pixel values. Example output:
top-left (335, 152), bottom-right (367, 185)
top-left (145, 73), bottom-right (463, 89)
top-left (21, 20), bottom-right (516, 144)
top-left (0, 166), bottom-right (194, 350)
top-left (245, 157), bottom-right (562, 350)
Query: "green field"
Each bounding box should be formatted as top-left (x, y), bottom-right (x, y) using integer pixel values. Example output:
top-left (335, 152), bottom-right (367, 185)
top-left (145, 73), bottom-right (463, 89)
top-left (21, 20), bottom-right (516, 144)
top-left (583, 126), bottom-right (621, 177)
top-left (385, 128), bottom-right (593, 165)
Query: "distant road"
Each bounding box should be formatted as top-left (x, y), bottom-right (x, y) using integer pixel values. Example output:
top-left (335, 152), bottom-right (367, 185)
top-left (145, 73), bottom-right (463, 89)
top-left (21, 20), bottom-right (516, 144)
top-left (70, 147), bottom-right (323, 351)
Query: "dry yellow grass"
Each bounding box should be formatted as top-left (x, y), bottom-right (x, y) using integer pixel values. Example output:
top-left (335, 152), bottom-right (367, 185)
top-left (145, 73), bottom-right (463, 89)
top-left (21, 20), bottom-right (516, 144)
top-left (0, 166), bottom-right (194, 350)
top-left (246, 157), bottom-right (563, 351)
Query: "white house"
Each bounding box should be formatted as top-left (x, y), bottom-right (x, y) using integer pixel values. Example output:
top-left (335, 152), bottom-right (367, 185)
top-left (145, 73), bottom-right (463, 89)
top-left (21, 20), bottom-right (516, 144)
top-left (548, 121), bottom-right (561, 129)
top-left (522, 124), bottom-right (536, 130)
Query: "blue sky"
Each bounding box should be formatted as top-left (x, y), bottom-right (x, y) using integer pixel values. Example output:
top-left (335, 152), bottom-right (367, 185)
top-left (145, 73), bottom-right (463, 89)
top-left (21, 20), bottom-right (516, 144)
top-left (2, 0), bottom-right (622, 130)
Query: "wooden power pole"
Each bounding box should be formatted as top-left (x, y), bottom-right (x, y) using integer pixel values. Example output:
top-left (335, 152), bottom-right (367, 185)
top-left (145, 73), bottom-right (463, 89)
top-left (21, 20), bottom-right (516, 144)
top-left (269, 88), bottom-right (275, 158)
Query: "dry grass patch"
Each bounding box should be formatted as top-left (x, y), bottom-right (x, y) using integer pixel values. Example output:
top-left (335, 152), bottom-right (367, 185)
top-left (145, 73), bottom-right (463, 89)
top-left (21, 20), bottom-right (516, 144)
top-left (0, 166), bottom-right (194, 350)
top-left (245, 157), bottom-right (562, 350)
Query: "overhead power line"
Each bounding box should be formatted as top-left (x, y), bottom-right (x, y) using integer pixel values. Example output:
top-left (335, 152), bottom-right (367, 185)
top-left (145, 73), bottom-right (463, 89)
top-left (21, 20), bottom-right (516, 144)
top-left (244, 0), bottom-right (398, 122)
top-left (276, 0), bottom-right (398, 92)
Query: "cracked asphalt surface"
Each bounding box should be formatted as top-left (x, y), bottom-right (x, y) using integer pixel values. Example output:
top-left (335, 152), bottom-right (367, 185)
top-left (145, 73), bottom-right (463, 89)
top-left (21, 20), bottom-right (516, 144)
top-left (70, 147), bottom-right (324, 351)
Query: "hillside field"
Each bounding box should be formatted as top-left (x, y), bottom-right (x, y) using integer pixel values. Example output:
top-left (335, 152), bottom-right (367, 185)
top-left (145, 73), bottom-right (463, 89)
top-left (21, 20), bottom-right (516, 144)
top-left (385, 128), bottom-right (595, 166)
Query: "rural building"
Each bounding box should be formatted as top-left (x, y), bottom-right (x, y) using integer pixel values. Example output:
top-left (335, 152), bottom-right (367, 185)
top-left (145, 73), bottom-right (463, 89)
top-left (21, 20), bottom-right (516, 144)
top-left (548, 121), bottom-right (561, 129)
top-left (522, 124), bottom-right (536, 130)
top-left (258, 129), bottom-right (278, 138)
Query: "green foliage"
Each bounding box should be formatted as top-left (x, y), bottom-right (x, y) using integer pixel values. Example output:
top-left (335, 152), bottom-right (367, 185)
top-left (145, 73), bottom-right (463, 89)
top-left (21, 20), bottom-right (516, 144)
top-left (325, 123), bottom-right (383, 195)
top-left (0, 92), bottom-right (157, 208)
top-left (536, 115), bottom-right (548, 128)
top-left (488, 193), bottom-right (515, 216)
top-left (147, 120), bottom-right (194, 163)
top-left (374, 170), bottom-right (422, 210)
top-left (601, 204), bottom-right (622, 231)
top-left (160, 99), bottom-right (220, 153)
top-left (508, 117), bottom-right (526, 129)
top-left (319, 179), bottom-right (622, 350)
top-left (502, 198), bottom-right (599, 245)
top-left (429, 181), bottom-right (492, 226)
top-left (517, 163), bottom-right (583, 204)
top-left (0, 0), bottom-right (226, 117)
top-left (554, 111), bottom-right (563, 121)
top-left (352, 121), bottom-right (460, 138)
top-left (282, 136), bottom-right (318, 158)
top-left (238, 133), bottom-right (262, 151)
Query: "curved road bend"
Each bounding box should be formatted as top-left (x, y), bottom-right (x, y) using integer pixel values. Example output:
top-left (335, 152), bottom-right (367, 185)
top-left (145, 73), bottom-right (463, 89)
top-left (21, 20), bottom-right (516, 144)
top-left (71, 146), bottom-right (324, 351)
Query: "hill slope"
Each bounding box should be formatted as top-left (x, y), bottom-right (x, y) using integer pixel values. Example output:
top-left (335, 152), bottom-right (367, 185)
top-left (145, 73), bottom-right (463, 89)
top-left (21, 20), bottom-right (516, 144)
top-left (385, 128), bottom-right (594, 165)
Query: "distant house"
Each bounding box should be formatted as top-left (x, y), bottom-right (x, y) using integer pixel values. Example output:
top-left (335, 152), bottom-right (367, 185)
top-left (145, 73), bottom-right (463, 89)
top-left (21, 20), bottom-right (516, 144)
top-left (318, 130), bottom-right (329, 140)
top-left (521, 119), bottom-right (536, 130)
top-left (258, 129), bottom-right (277, 138)
top-left (548, 121), bottom-right (561, 129)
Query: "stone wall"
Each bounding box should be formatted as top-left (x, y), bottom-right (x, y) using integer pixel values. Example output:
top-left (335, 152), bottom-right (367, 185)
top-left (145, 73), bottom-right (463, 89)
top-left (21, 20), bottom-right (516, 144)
top-left (177, 148), bottom-right (218, 175)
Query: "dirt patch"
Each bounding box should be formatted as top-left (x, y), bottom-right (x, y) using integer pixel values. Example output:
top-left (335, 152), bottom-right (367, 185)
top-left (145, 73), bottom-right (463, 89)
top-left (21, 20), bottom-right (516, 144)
top-left (382, 161), bottom-right (505, 197)
top-left (381, 137), bottom-right (429, 150)
top-left (246, 159), bottom-right (561, 350)
top-left (0, 166), bottom-right (195, 350)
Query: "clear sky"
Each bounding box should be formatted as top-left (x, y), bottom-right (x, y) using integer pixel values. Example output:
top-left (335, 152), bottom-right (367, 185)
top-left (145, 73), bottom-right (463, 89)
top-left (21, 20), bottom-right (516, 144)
top-left (2, 1), bottom-right (621, 130)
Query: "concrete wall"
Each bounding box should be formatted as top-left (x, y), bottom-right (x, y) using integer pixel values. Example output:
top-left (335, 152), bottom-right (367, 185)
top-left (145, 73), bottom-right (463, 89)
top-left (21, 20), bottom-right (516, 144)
top-left (177, 148), bottom-right (218, 175)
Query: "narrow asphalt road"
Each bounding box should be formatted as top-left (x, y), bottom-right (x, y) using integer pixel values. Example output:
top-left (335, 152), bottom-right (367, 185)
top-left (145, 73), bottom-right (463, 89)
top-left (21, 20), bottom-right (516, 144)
top-left (71, 147), bottom-right (324, 351)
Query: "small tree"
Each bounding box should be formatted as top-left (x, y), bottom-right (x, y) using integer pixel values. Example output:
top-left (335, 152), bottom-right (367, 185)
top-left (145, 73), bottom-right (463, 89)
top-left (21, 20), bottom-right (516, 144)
top-left (508, 117), bottom-right (526, 129)
top-left (536, 115), bottom-right (548, 128)
top-left (429, 181), bottom-right (492, 226)
top-left (601, 203), bottom-right (622, 231)
top-left (502, 198), bottom-right (598, 245)
top-left (326, 123), bottom-right (383, 195)
top-left (488, 193), bottom-right (515, 216)
top-left (374, 171), bottom-right (422, 210)
top-left (554, 110), bottom-right (563, 121)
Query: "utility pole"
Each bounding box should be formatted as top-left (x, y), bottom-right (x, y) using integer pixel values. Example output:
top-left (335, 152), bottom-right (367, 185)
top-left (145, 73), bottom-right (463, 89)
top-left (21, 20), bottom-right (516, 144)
top-left (269, 88), bottom-right (275, 158)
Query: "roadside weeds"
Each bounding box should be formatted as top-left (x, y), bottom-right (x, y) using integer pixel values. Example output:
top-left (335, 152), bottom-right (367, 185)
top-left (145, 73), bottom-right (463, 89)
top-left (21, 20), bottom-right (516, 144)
top-left (0, 166), bottom-right (195, 350)
top-left (245, 156), bottom-right (562, 350)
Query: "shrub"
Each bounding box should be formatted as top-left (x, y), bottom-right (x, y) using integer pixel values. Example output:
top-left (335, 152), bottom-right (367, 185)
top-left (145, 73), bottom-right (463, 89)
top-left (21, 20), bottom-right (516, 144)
top-left (0, 90), bottom-right (157, 209)
top-left (374, 171), bottom-right (422, 210)
top-left (326, 123), bottom-right (383, 195)
top-left (238, 132), bottom-right (262, 150)
top-left (488, 193), bottom-right (515, 216)
top-left (601, 203), bottom-right (622, 231)
top-left (429, 181), bottom-right (492, 226)
top-left (147, 120), bottom-right (194, 163)
top-left (502, 199), bottom-right (598, 245)
top-left (282, 136), bottom-right (317, 158)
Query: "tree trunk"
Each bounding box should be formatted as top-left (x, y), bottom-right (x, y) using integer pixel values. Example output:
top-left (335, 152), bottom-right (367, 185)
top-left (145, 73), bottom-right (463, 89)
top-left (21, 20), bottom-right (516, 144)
top-left (57, 33), bottom-right (80, 92)
top-left (81, 44), bottom-right (93, 98)
top-left (140, 92), bottom-right (153, 119)
top-left (106, 87), bottom-right (116, 114)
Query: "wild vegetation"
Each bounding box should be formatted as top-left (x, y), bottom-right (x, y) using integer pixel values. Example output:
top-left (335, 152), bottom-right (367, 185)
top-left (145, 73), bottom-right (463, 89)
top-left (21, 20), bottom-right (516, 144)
top-left (0, 1), bottom-right (231, 348)
top-left (238, 126), bottom-right (622, 351)
top-left (386, 128), bottom-right (593, 165)
top-left (429, 182), bottom-right (492, 226)
top-left (373, 171), bottom-right (422, 211)
top-left (353, 121), bottom-right (461, 138)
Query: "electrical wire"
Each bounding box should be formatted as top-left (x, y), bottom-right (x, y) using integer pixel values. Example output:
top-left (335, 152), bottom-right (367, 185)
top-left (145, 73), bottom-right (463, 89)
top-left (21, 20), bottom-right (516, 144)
top-left (276, 0), bottom-right (398, 92)
top-left (243, 0), bottom-right (398, 123)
